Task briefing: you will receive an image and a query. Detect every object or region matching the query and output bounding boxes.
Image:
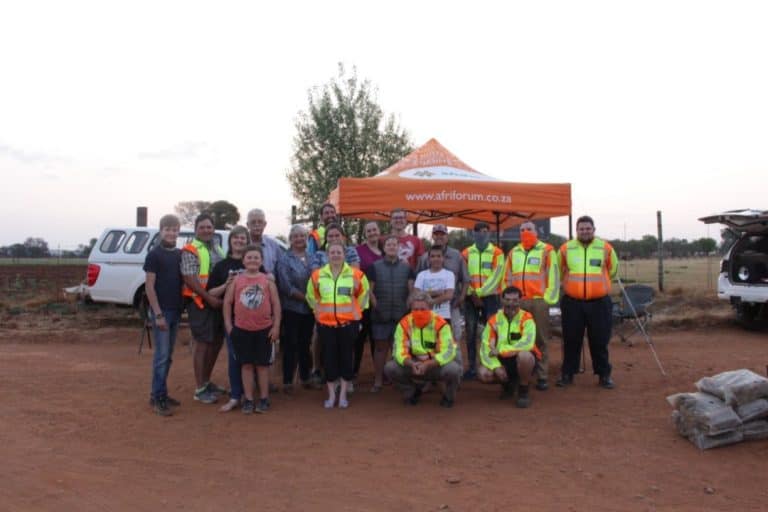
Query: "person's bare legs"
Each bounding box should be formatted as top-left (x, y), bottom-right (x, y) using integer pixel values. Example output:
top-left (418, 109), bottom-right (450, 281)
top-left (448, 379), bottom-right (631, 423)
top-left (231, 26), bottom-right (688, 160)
top-left (372, 340), bottom-right (389, 389)
top-left (325, 380), bottom-right (337, 407)
top-left (256, 366), bottom-right (270, 400)
top-left (242, 364), bottom-right (255, 400)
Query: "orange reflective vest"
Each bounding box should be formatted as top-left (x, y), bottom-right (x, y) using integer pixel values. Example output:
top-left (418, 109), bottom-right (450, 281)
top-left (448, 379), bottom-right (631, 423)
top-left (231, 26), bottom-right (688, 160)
top-left (503, 241), bottom-right (560, 304)
top-left (181, 239), bottom-right (225, 309)
top-left (461, 243), bottom-right (504, 297)
top-left (559, 238), bottom-right (618, 300)
top-left (306, 263), bottom-right (369, 326)
top-left (308, 225), bottom-right (326, 254)
top-left (479, 308), bottom-right (540, 370)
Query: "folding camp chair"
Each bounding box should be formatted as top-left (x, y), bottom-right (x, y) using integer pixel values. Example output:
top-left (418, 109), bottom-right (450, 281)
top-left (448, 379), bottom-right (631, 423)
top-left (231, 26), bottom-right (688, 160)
top-left (612, 284), bottom-right (654, 346)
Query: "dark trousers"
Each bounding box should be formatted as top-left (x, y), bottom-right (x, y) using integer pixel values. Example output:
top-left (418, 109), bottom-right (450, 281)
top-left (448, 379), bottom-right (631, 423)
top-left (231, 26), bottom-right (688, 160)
top-left (353, 309), bottom-right (374, 378)
top-left (464, 295), bottom-right (500, 369)
top-left (318, 323), bottom-right (357, 382)
top-left (560, 295), bottom-right (613, 377)
top-left (282, 310), bottom-right (315, 385)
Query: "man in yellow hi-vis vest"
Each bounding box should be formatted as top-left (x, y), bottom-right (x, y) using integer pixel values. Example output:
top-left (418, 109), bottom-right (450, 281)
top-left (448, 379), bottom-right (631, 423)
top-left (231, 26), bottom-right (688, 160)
top-left (384, 291), bottom-right (462, 408)
top-left (503, 221), bottom-right (559, 391)
top-left (461, 222), bottom-right (504, 380)
top-left (181, 213), bottom-right (226, 405)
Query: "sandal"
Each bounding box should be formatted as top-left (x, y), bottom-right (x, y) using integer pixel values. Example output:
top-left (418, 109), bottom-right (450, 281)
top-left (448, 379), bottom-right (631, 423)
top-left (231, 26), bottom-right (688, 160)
top-left (338, 398), bottom-right (349, 409)
top-left (323, 399), bottom-right (335, 409)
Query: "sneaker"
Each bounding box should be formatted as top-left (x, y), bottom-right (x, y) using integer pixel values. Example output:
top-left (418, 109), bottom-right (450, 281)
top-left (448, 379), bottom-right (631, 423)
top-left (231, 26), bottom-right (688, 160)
top-left (516, 385), bottom-right (531, 408)
top-left (323, 398), bottom-right (335, 409)
top-left (255, 398), bottom-right (270, 413)
top-left (205, 382), bottom-right (228, 396)
top-left (439, 395), bottom-right (454, 408)
top-left (555, 375), bottom-right (574, 387)
top-left (338, 398), bottom-right (349, 409)
top-left (242, 399), bottom-right (255, 414)
top-left (598, 376), bottom-right (615, 389)
top-left (535, 379), bottom-right (549, 391)
top-left (149, 396), bottom-right (181, 407)
top-left (219, 398), bottom-right (240, 413)
top-left (405, 387), bottom-right (422, 406)
top-left (194, 388), bottom-right (219, 404)
top-left (462, 369), bottom-right (477, 381)
top-left (153, 398), bottom-right (173, 416)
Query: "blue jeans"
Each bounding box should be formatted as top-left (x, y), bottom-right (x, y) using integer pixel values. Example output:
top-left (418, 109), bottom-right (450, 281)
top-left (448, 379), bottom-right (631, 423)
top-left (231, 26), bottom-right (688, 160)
top-left (150, 309), bottom-right (180, 400)
top-left (226, 332), bottom-right (244, 401)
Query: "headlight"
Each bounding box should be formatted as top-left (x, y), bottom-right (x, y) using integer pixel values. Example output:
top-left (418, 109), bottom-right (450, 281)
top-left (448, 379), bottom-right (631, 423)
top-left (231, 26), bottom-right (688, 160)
top-left (737, 266), bottom-right (750, 281)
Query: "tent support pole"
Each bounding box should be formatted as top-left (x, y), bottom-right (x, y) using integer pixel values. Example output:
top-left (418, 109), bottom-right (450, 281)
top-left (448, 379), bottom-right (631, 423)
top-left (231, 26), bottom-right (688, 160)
top-left (412, 222), bottom-right (418, 237)
top-left (568, 214), bottom-right (573, 239)
top-left (494, 212), bottom-right (501, 245)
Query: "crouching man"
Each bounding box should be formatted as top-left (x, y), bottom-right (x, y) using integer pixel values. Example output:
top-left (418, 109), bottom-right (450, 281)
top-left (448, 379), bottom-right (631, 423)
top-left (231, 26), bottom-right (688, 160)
top-left (478, 286), bottom-right (541, 408)
top-left (384, 291), bottom-right (462, 408)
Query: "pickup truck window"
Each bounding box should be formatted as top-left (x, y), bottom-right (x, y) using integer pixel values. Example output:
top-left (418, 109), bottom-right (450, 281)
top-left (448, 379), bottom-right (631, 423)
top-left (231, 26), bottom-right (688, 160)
top-left (100, 230), bottom-right (126, 253)
top-left (123, 231), bottom-right (150, 254)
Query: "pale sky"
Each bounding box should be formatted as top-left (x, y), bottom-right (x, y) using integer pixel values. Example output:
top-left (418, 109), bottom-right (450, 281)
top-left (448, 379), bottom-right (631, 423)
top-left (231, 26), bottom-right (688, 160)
top-left (2, 0), bottom-right (766, 249)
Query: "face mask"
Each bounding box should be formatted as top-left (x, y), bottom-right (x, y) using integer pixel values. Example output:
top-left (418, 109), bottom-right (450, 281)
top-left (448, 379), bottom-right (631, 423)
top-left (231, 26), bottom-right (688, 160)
top-left (521, 230), bottom-right (538, 250)
top-left (411, 310), bottom-right (432, 328)
top-left (504, 305), bottom-right (519, 318)
top-left (474, 232), bottom-right (490, 247)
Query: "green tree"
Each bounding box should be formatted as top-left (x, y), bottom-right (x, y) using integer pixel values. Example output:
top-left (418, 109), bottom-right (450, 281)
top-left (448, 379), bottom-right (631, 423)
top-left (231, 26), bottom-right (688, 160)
top-left (287, 64), bottom-right (413, 243)
top-left (23, 237), bottom-right (50, 257)
top-left (206, 200), bottom-right (240, 229)
top-left (174, 200), bottom-right (212, 227)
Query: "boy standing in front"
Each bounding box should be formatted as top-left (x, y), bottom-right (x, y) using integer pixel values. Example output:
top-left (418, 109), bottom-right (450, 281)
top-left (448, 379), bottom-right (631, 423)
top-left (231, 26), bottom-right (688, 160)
top-left (144, 214), bottom-right (183, 416)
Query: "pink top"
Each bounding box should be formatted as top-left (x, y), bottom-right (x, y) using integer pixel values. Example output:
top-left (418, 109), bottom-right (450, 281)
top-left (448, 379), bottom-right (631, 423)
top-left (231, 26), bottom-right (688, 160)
top-left (233, 273), bottom-right (274, 331)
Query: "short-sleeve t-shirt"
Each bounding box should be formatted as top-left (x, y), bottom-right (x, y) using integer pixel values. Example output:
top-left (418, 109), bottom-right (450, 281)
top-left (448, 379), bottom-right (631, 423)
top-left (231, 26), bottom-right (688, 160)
top-left (143, 245), bottom-right (183, 312)
top-left (208, 257), bottom-right (245, 291)
top-left (232, 272), bottom-right (274, 331)
top-left (397, 234), bottom-right (425, 270)
top-left (414, 268), bottom-right (455, 320)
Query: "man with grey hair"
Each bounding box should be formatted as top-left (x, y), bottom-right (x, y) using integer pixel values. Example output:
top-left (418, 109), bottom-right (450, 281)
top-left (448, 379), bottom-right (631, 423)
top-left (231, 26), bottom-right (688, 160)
top-left (246, 208), bottom-right (282, 275)
top-left (502, 221), bottom-right (559, 390)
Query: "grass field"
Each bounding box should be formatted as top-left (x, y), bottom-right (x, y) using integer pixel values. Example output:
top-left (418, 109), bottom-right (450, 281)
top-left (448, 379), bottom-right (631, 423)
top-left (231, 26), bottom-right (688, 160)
top-left (615, 256), bottom-right (721, 293)
top-left (0, 257), bottom-right (88, 265)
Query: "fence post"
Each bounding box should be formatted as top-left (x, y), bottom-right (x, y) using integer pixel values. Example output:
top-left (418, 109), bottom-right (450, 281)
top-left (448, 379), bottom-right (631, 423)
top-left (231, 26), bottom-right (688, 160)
top-left (657, 210), bottom-right (664, 292)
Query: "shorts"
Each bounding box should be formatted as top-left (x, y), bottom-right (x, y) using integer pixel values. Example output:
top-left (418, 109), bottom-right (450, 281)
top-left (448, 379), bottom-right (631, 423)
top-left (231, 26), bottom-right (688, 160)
top-left (187, 303), bottom-right (221, 344)
top-left (231, 325), bottom-right (273, 366)
top-left (371, 321), bottom-right (397, 342)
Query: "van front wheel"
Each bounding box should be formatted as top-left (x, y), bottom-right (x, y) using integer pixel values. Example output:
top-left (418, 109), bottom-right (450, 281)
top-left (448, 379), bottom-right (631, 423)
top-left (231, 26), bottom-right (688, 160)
top-left (736, 302), bottom-right (766, 331)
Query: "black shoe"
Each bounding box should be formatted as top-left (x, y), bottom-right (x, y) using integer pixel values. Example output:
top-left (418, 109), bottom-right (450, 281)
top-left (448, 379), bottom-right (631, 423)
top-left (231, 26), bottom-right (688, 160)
top-left (516, 385), bottom-right (531, 408)
top-left (149, 396), bottom-right (181, 407)
top-left (535, 379), bottom-right (549, 391)
top-left (255, 398), bottom-right (270, 413)
top-left (153, 398), bottom-right (172, 417)
top-left (242, 399), bottom-right (255, 415)
top-left (439, 395), bottom-right (454, 408)
top-left (555, 375), bottom-right (574, 387)
top-left (405, 387), bottom-right (422, 406)
top-left (499, 382), bottom-right (514, 400)
top-left (598, 376), bottom-right (615, 389)
top-left (462, 369), bottom-right (478, 381)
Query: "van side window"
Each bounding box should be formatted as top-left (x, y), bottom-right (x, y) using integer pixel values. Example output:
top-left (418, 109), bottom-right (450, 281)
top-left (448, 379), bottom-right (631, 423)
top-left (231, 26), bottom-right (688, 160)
top-left (124, 232), bottom-right (150, 254)
top-left (100, 231), bottom-right (126, 253)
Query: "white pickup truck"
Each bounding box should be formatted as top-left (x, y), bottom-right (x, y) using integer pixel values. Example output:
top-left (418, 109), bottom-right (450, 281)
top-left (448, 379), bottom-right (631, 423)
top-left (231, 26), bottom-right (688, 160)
top-left (87, 227), bottom-right (229, 307)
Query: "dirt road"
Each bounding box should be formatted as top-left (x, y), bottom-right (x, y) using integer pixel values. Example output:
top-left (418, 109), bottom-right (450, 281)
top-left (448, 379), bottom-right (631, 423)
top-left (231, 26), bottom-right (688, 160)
top-left (1, 325), bottom-right (767, 511)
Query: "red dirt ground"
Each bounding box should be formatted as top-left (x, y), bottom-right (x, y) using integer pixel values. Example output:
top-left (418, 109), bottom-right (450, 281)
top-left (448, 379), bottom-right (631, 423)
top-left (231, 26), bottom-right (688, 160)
top-left (1, 322), bottom-right (767, 511)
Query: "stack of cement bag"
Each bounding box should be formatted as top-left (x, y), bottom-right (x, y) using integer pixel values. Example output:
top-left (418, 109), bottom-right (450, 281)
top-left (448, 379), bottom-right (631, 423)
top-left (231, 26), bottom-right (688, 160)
top-left (667, 369), bottom-right (768, 450)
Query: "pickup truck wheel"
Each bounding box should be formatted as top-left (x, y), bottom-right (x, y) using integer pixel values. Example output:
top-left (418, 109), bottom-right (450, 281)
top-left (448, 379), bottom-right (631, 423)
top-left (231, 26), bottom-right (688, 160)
top-left (736, 302), bottom-right (766, 331)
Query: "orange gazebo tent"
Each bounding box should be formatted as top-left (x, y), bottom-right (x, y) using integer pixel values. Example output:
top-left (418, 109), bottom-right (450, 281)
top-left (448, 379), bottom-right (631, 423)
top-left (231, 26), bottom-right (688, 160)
top-left (328, 138), bottom-right (572, 231)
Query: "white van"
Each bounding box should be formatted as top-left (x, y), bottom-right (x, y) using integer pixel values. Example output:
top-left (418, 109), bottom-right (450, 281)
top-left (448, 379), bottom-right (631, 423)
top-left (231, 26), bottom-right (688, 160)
top-left (87, 227), bottom-right (229, 307)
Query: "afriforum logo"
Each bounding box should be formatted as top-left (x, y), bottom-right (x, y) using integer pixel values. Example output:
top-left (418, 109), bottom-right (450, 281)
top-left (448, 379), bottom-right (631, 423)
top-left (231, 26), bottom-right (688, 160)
top-left (399, 166), bottom-right (497, 181)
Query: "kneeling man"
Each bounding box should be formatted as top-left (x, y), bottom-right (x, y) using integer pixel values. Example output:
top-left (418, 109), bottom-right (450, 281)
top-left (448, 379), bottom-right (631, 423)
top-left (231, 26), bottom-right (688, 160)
top-left (478, 286), bottom-right (540, 408)
top-left (384, 291), bottom-right (462, 408)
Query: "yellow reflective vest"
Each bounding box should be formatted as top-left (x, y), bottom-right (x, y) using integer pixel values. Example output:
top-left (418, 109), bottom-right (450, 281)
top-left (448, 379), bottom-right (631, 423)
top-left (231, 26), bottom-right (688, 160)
top-left (559, 238), bottom-right (618, 300)
top-left (393, 312), bottom-right (456, 367)
top-left (479, 309), bottom-right (538, 370)
top-left (306, 263), bottom-right (369, 326)
top-left (461, 243), bottom-right (504, 297)
top-left (181, 239), bottom-right (225, 309)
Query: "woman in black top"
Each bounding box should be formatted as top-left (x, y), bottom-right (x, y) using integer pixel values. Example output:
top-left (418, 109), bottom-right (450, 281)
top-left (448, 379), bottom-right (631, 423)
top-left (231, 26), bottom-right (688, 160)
top-left (208, 225), bottom-right (249, 412)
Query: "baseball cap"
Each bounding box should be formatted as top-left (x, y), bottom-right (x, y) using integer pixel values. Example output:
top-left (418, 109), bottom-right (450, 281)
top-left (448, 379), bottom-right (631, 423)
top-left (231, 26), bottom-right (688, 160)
top-left (432, 224), bottom-right (448, 234)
